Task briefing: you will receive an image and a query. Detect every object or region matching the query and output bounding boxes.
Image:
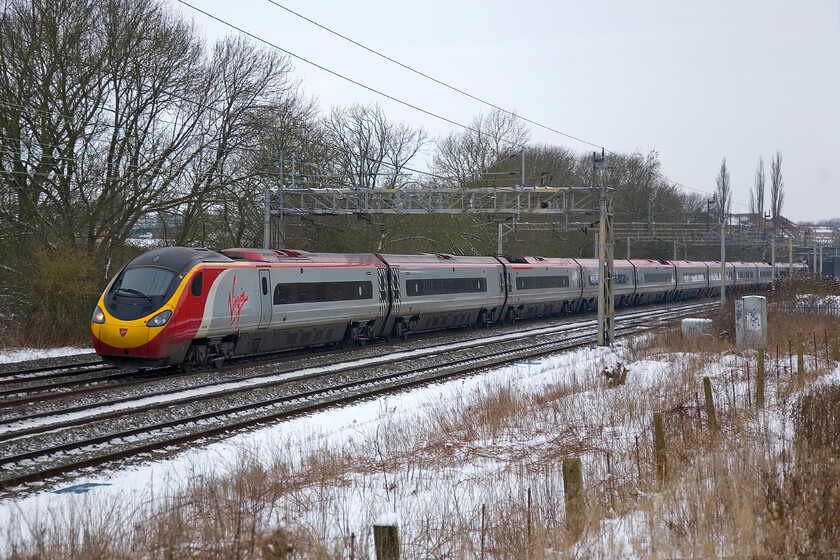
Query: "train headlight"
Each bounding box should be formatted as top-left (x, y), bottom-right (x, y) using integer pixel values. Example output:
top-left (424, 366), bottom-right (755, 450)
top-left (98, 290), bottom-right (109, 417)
top-left (147, 309), bottom-right (172, 328)
top-left (92, 306), bottom-right (106, 324)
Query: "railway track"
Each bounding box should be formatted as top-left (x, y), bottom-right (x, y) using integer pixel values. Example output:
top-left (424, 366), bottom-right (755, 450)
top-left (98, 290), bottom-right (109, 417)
top-left (0, 300), bottom-right (716, 495)
top-left (0, 360), bottom-right (115, 382)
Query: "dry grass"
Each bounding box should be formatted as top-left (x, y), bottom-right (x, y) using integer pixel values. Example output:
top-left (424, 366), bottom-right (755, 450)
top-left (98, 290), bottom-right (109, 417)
top-left (4, 305), bottom-right (840, 558)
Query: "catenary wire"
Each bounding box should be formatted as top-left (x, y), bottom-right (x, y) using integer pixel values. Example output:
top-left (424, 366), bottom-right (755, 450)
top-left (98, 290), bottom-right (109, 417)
top-left (262, 0), bottom-right (605, 152)
top-left (178, 0), bottom-right (746, 208)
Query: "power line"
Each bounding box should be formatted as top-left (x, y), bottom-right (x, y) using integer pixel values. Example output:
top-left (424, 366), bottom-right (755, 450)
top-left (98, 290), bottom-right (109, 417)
top-left (262, 0), bottom-right (605, 152)
top-left (176, 0), bottom-right (497, 144)
top-left (183, 1), bottom-right (743, 207)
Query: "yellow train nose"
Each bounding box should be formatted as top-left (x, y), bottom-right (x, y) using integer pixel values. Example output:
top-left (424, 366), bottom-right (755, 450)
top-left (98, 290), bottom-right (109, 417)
top-left (97, 320), bottom-right (150, 349)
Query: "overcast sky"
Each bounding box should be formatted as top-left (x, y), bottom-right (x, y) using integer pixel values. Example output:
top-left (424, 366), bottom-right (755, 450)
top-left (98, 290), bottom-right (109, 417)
top-left (173, 0), bottom-right (840, 223)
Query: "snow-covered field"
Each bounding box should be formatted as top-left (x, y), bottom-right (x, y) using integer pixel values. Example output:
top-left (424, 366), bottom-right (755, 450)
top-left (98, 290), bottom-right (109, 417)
top-left (0, 336), bottom-right (836, 558)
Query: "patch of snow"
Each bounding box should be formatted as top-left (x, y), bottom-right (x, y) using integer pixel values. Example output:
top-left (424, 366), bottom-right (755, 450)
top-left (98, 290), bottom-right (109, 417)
top-left (0, 347), bottom-right (91, 364)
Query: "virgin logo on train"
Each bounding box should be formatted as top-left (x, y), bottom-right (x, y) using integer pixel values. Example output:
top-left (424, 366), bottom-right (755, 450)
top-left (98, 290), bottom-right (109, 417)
top-left (228, 275), bottom-right (248, 328)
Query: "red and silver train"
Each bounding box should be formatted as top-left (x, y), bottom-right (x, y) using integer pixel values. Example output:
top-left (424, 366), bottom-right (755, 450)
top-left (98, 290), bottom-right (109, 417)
top-left (91, 247), bottom-right (779, 368)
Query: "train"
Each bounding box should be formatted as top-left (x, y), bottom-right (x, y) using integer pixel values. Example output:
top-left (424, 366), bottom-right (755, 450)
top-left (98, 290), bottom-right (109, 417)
top-left (91, 246), bottom-right (784, 369)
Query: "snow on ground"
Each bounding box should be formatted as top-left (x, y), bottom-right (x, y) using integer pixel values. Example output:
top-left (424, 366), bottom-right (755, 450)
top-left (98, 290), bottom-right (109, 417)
top-left (1, 336), bottom-right (830, 557)
top-left (0, 347), bottom-right (92, 364)
top-left (0, 320), bottom-right (596, 435)
top-left (0, 343), bottom-right (620, 552)
top-left (795, 293), bottom-right (840, 307)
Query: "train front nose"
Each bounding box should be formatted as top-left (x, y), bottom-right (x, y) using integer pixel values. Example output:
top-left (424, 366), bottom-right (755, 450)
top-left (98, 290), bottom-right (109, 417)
top-left (92, 312), bottom-right (151, 358)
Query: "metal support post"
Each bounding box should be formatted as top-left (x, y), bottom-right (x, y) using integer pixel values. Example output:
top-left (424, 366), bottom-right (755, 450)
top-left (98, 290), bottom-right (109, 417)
top-left (263, 188), bottom-right (270, 250)
top-left (771, 237), bottom-right (776, 283)
top-left (597, 187), bottom-right (614, 346)
top-left (498, 222), bottom-right (504, 255)
top-left (593, 149), bottom-right (615, 347)
top-left (720, 220), bottom-right (726, 308)
top-left (789, 238), bottom-right (793, 275)
top-left (820, 244), bottom-right (823, 275)
top-left (278, 188), bottom-right (286, 249)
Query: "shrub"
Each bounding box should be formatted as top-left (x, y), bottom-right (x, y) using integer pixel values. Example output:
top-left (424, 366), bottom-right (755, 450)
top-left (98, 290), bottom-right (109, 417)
top-left (0, 244), bottom-right (107, 347)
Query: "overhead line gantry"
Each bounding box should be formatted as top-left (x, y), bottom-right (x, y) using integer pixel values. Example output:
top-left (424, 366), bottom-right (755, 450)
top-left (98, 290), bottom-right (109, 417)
top-left (263, 183), bottom-right (617, 346)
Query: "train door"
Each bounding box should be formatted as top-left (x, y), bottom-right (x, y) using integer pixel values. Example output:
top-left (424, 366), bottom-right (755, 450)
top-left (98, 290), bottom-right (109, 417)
top-left (258, 269), bottom-right (272, 329)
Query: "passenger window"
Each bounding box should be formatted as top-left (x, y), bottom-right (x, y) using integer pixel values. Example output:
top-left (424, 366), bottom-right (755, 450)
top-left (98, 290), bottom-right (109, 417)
top-left (191, 272), bottom-right (203, 297)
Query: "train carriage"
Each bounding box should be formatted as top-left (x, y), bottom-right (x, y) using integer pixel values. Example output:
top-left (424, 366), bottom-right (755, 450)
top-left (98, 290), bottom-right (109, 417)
top-left (673, 260), bottom-right (710, 299)
top-left (497, 256), bottom-right (582, 320)
top-left (755, 262), bottom-right (773, 288)
top-left (730, 261), bottom-right (760, 290)
top-left (376, 253), bottom-right (505, 338)
top-left (219, 248), bottom-right (389, 351)
top-left (92, 247), bottom-right (389, 368)
top-left (632, 259), bottom-right (677, 304)
top-left (574, 258), bottom-right (638, 308)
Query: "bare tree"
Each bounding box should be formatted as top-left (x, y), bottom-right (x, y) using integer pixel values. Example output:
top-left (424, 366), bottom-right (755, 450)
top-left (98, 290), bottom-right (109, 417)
top-left (170, 35), bottom-right (299, 246)
top-left (322, 103), bottom-right (426, 189)
top-left (715, 158), bottom-right (732, 223)
top-left (431, 109), bottom-right (531, 188)
top-left (770, 150), bottom-right (785, 233)
top-left (0, 0), bottom-right (213, 256)
top-left (0, 0), bottom-right (319, 255)
top-left (750, 157), bottom-right (765, 234)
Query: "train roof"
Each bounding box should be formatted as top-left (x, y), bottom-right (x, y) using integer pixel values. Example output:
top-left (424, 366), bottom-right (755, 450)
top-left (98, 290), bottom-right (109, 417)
top-left (574, 258), bottom-right (637, 268)
top-left (500, 256), bottom-right (580, 267)
top-left (670, 260), bottom-right (711, 267)
top-left (220, 248), bottom-right (383, 266)
top-left (128, 247), bottom-right (233, 273)
top-left (376, 253), bottom-right (501, 266)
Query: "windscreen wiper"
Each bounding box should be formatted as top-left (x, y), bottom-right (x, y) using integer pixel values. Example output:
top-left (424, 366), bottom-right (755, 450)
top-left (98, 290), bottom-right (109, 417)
top-left (116, 287), bottom-right (154, 303)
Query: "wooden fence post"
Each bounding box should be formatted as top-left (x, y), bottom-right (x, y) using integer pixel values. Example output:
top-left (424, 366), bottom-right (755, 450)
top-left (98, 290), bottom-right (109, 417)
top-left (373, 522), bottom-right (400, 560)
top-left (703, 376), bottom-right (716, 432)
top-left (562, 457), bottom-right (585, 543)
top-left (797, 331), bottom-right (805, 385)
top-left (756, 349), bottom-right (765, 409)
top-left (653, 412), bottom-right (667, 484)
top-left (833, 323), bottom-right (839, 363)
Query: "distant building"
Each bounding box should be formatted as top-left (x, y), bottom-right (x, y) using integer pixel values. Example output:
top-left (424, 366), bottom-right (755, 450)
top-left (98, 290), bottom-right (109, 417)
top-left (729, 213), bottom-right (799, 239)
top-left (798, 223), bottom-right (840, 246)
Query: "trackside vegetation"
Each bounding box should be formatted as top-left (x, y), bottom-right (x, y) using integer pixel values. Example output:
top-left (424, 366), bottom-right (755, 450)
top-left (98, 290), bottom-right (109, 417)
top-left (2, 277), bottom-right (839, 557)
